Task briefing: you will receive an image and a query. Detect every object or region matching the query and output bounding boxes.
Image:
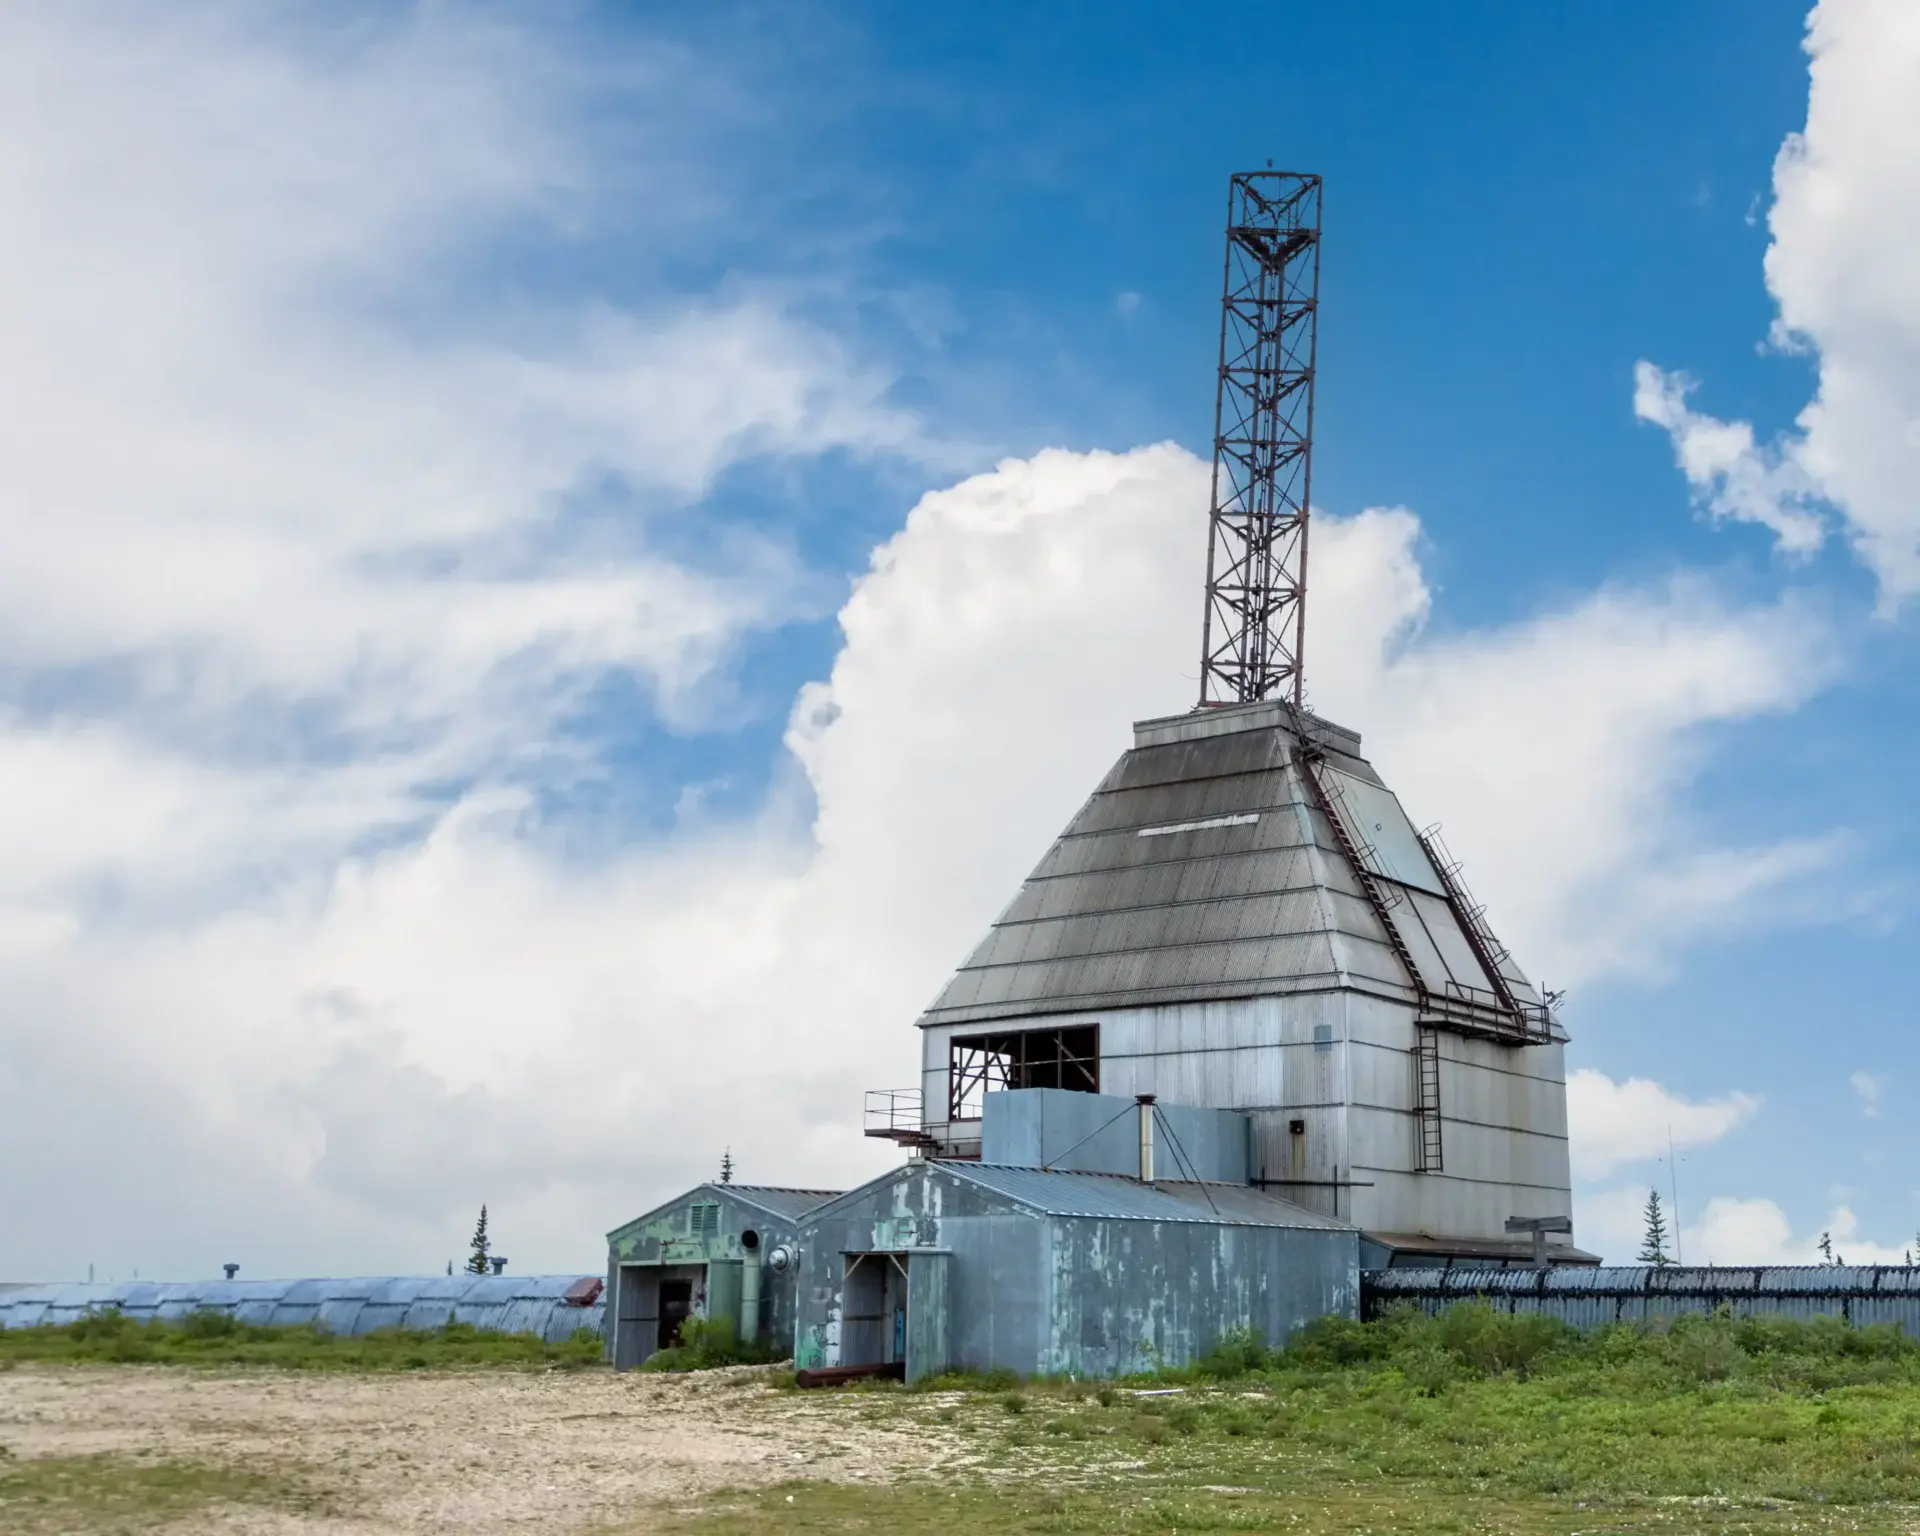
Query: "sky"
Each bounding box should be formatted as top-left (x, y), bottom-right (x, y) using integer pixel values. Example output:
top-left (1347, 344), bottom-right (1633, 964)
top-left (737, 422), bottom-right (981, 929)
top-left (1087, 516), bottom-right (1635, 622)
top-left (0, 0), bottom-right (1916, 1278)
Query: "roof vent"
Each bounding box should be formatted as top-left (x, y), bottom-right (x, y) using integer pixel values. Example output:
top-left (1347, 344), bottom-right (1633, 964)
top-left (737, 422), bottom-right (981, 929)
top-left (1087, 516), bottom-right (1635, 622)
top-left (1136, 1094), bottom-right (1157, 1184)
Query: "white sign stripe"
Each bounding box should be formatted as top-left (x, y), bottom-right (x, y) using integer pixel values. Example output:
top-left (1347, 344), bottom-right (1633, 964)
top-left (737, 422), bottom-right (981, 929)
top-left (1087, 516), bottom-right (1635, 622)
top-left (1135, 813), bottom-right (1260, 838)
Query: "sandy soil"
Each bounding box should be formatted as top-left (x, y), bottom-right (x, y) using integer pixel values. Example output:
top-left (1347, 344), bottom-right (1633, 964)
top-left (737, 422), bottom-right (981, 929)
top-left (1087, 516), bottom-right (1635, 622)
top-left (0, 1364), bottom-right (956, 1533)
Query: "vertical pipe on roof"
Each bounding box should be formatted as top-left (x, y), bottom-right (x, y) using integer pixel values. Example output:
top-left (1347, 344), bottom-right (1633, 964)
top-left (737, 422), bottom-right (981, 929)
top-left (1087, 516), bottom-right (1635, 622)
top-left (1137, 1094), bottom-right (1157, 1183)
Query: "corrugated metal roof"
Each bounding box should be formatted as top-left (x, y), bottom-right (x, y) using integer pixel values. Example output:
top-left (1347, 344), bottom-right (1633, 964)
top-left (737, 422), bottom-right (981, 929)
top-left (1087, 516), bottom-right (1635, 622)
top-left (726, 1186), bottom-right (843, 1221)
top-left (945, 1163), bottom-right (1358, 1231)
top-left (0, 1275), bottom-right (605, 1342)
top-left (917, 704), bottom-right (1538, 1030)
top-left (606, 1182), bottom-right (841, 1240)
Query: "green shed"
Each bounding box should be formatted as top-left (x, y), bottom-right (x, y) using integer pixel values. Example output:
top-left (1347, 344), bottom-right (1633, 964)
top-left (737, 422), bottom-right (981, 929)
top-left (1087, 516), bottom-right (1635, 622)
top-left (604, 1183), bottom-right (838, 1369)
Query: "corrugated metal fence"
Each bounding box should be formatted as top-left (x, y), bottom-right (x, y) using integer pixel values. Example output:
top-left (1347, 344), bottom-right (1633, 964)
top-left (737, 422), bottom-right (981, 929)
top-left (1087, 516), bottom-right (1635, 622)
top-left (0, 1275), bottom-right (606, 1343)
top-left (1366, 1265), bottom-right (1920, 1330)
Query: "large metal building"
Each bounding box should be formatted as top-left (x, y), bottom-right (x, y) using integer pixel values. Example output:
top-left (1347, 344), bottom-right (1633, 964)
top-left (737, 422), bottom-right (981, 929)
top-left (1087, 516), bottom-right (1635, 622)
top-left (899, 695), bottom-right (1586, 1265)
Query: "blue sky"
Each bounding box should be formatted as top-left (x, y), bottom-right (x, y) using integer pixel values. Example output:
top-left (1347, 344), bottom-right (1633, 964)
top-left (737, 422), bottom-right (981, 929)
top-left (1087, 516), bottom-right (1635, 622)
top-left (0, 0), bottom-right (1914, 1275)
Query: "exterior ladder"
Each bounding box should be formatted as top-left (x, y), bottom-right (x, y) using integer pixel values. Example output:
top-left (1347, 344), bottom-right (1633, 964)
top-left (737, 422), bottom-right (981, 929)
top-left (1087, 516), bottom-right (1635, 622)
top-left (1412, 1027), bottom-right (1443, 1173)
top-left (1295, 745), bottom-right (1427, 1007)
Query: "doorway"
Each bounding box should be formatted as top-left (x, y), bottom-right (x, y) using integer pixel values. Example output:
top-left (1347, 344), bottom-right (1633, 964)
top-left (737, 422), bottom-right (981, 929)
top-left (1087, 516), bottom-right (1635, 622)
top-left (657, 1278), bottom-right (693, 1350)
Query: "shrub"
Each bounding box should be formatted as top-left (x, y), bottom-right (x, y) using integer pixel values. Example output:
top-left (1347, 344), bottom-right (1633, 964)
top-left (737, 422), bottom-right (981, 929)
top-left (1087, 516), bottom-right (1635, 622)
top-left (177, 1309), bottom-right (242, 1340)
top-left (1284, 1313), bottom-right (1403, 1369)
top-left (639, 1315), bottom-right (775, 1373)
top-left (1196, 1325), bottom-right (1273, 1378)
top-left (1431, 1304), bottom-right (1572, 1379)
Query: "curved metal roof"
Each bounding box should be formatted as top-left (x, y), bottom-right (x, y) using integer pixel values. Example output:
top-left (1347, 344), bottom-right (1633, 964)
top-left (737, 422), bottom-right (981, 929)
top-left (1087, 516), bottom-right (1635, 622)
top-left (0, 1275), bottom-right (605, 1342)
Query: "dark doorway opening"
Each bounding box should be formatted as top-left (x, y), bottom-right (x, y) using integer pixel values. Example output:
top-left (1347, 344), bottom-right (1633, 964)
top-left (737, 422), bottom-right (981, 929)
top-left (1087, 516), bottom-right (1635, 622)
top-left (948, 1024), bottom-right (1099, 1121)
top-left (657, 1278), bottom-right (693, 1350)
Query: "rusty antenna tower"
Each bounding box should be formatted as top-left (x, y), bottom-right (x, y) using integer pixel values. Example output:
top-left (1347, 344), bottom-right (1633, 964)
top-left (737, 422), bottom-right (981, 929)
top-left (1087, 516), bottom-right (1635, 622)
top-left (1198, 171), bottom-right (1322, 708)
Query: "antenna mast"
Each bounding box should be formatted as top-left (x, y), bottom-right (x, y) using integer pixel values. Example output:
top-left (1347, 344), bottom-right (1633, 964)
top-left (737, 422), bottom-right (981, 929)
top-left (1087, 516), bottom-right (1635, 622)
top-left (1198, 172), bottom-right (1322, 708)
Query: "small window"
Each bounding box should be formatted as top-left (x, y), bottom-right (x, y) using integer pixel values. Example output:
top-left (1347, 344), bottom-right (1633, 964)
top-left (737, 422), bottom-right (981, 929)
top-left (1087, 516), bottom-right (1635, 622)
top-left (1313, 1024), bottom-right (1334, 1053)
top-left (689, 1203), bottom-right (720, 1239)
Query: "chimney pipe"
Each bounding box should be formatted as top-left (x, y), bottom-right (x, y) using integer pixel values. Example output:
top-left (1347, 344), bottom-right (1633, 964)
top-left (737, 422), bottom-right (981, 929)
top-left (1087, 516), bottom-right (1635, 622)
top-left (1136, 1094), bottom-right (1156, 1183)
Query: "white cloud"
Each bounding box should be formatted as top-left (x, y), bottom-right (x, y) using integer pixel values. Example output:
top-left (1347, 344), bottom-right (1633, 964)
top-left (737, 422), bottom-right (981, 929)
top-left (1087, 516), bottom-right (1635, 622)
top-left (1306, 522), bottom-right (1837, 988)
top-left (1639, 0), bottom-right (1920, 601)
top-left (1631, 363), bottom-right (1825, 555)
top-left (0, 4), bottom-right (920, 772)
top-left (0, 7), bottom-right (1858, 1279)
top-left (1851, 1069), bottom-right (1886, 1117)
top-left (1565, 1069), bottom-right (1761, 1180)
top-left (1576, 1188), bottom-right (1913, 1266)
top-left (0, 436), bottom-right (1843, 1276)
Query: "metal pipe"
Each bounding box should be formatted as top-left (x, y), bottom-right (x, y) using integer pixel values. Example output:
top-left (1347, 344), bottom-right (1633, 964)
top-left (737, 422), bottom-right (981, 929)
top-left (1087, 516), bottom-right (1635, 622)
top-left (1137, 1094), bottom-right (1156, 1183)
top-left (741, 1254), bottom-right (762, 1344)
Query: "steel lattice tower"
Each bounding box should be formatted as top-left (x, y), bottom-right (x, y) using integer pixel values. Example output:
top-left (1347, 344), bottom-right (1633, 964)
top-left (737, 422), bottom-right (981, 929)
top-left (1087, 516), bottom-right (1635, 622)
top-left (1198, 172), bottom-right (1322, 708)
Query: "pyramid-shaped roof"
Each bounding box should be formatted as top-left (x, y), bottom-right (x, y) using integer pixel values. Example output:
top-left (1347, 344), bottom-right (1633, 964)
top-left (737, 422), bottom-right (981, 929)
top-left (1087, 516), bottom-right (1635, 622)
top-left (918, 699), bottom-right (1552, 1042)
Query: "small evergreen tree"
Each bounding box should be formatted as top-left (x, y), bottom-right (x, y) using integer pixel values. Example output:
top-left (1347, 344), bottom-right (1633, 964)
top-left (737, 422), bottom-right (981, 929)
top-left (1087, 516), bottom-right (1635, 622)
top-left (1818, 1230), bottom-right (1833, 1265)
top-left (1637, 1187), bottom-right (1672, 1266)
top-left (466, 1205), bottom-right (492, 1275)
top-left (719, 1148), bottom-right (734, 1186)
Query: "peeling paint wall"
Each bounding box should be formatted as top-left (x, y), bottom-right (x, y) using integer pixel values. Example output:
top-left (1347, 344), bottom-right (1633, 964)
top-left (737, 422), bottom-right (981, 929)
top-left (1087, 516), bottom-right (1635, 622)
top-left (795, 1164), bottom-right (1361, 1378)
top-left (604, 1186), bottom-right (811, 1366)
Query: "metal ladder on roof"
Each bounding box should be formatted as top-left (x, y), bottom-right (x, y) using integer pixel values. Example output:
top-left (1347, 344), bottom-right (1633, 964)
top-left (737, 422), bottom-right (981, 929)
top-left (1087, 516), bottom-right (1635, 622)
top-left (1295, 746), bottom-right (1425, 1002)
top-left (1412, 1027), bottom-right (1443, 1173)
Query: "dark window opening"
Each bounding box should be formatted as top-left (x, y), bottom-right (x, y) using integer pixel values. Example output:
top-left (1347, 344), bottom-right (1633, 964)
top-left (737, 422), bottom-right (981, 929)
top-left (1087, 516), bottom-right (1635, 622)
top-left (657, 1279), bottom-right (693, 1351)
top-left (947, 1025), bottom-right (1098, 1121)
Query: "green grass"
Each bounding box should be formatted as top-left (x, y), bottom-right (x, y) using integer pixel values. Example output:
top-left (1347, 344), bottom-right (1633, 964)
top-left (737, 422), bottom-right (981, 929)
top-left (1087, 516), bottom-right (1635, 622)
top-left (0, 1451), bottom-right (321, 1534)
top-left (0, 1308), bottom-right (606, 1370)
top-left (662, 1306), bottom-right (1920, 1535)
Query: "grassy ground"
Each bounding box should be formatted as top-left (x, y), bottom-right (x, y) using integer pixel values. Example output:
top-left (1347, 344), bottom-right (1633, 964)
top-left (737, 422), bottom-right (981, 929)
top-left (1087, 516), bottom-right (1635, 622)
top-left (0, 1308), bottom-right (605, 1370)
top-left (664, 1307), bottom-right (1920, 1535)
top-left (0, 1450), bottom-right (321, 1534)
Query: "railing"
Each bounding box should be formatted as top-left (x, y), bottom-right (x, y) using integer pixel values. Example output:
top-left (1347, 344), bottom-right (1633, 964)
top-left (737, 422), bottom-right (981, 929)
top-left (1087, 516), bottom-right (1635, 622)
top-left (863, 1088), bottom-right (930, 1143)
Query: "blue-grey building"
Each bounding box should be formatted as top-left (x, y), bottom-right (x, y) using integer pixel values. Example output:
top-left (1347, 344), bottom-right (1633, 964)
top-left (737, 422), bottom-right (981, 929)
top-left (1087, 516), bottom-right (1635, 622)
top-left (604, 1182), bottom-right (837, 1369)
top-left (793, 1152), bottom-right (1359, 1381)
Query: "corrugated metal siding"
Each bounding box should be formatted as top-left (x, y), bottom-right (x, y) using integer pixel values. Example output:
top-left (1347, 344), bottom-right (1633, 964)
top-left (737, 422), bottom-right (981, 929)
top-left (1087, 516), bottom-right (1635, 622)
top-left (793, 1157), bottom-right (1361, 1378)
top-left (0, 1275), bottom-right (606, 1342)
top-left (1365, 1265), bottom-right (1920, 1330)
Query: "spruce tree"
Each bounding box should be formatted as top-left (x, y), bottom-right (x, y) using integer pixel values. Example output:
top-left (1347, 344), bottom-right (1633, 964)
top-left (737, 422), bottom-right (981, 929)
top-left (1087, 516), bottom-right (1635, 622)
top-left (466, 1205), bottom-right (492, 1275)
top-left (1637, 1187), bottom-right (1672, 1266)
top-left (719, 1148), bottom-right (734, 1186)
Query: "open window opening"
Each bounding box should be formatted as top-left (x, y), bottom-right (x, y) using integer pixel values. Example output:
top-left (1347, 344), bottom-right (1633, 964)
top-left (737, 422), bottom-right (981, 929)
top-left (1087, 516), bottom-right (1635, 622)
top-left (947, 1024), bottom-right (1098, 1122)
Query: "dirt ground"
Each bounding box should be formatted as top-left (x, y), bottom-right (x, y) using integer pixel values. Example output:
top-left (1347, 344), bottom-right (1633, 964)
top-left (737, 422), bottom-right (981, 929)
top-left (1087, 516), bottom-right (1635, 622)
top-left (0, 1364), bottom-right (955, 1533)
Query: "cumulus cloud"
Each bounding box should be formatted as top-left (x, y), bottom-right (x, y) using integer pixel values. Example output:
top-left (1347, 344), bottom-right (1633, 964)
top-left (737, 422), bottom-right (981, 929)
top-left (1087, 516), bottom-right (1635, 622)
top-left (1851, 1070), bottom-right (1886, 1117)
top-left (0, 6), bottom-right (1858, 1279)
top-left (1565, 1069), bottom-right (1761, 1180)
top-left (0, 434), bottom-right (1844, 1276)
top-left (1638, 0), bottom-right (1920, 601)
